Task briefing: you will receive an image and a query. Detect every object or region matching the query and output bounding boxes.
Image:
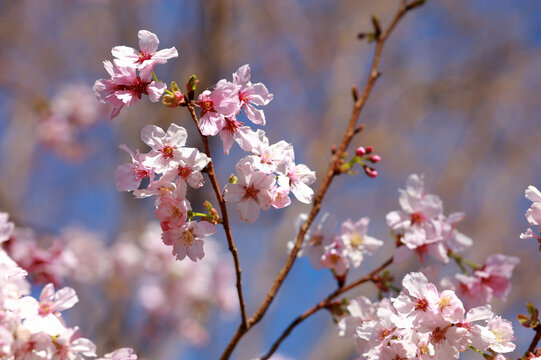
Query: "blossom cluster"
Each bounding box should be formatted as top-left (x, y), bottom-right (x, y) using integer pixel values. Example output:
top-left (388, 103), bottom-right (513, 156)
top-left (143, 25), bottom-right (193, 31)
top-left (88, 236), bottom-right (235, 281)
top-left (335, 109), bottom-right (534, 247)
top-left (93, 30), bottom-right (178, 119)
top-left (293, 212), bottom-right (383, 278)
top-left (1, 215), bottom-right (237, 350)
top-left (386, 174), bottom-right (473, 264)
top-left (224, 133), bottom-right (316, 222)
top-left (337, 272), bottom-right (516, 360)
top-left (106, 31), bottom-right (316, 251)
top-left (115, 123), bottom-right (216, 261)
top-left (195, 63), bottom-right (317, 221)
top-left (443, 254), bottom-right (520, 309)
top-left (0, 213), bottom-right (136, 359)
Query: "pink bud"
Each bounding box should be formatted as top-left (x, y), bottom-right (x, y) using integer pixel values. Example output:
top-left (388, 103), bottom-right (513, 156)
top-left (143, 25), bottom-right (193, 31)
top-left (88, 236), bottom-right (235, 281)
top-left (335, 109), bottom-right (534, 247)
top-left (369, 154), bottom-right (381, 163)
top-left (364, 166), bottom-right (378, 178)
top-left (355, 146), bottom-right (366, 156)
top-left (365, 146), bottom-right (373, 154)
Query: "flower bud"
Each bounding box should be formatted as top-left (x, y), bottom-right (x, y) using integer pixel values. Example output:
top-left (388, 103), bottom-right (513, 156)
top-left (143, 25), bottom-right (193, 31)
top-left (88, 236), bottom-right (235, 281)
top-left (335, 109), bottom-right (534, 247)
top-left (355, 146), bottom-right (366, 157)
top-left (364, 166), bottom-right (378, 178)
top-left (369, 154), bottom-right (381, 163)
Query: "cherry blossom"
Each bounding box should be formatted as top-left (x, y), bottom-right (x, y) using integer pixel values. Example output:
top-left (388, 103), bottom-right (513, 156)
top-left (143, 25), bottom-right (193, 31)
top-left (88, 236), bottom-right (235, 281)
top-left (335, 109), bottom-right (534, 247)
top-left (320, 237), bottom-right (349, 276)
top-left (455, 254), bottom-right (519, 307)
top-left (171, 147), bottom-right (210, 189)
top-left (249, 132), bottom-right (294, 174)
top-left (112, 30), bottom-right (178, 71)
top-left (340, 217), bottom-right (383, 268)
top-left (218, 117), bottom-right (260, 155)
top-left (155, 194), bottom-right (190, 229)
top-left (115, 144), bottom-right (155, 192)
top-left (197, 80), bottom-right (240, 136)
top-left (276, 158), bottom-right (315, 204)
top-left (93, 60), bottom-right (166, 119)
top-left (223, 160), bottom-right (275, 222)
top-left (161, 221), bottom-right (216, 261)
top-left (141, 123), bottom-right (188, 172)
top-left (232, 64), bottom-right (274, 125)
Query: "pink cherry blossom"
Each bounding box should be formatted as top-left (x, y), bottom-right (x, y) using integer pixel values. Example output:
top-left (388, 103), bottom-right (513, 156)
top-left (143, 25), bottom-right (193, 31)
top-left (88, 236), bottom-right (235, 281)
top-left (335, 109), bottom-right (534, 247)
top-left (112, 30), bottom-right (178, 71)
top-left (337, 296), bottom-right (376, 338)
top-left (340, 217), bottom-right (383, 268)
top-left (197, 80), bottom-right (240, 136)
top-left (249, 132), bottom-right (294, 174)
top-left (320, 237), bottom-right (349, 276)
top-left (487, 317), bottom-right (515, 353)
top-left (155, 194), bottom-right (190, 229)
top-left (232, 64), bottom-right (274, 125)
top-left (161, 221), bottom-right (216, 262)
top-left (93, 60), bottom-right (166, 119)
top-left (218, 117), bottom-right (260, 155)
top-left (172, 147), bottom-right (210, 189)
top-left (276, 158), bottom-right (315, 204)
top-left (270, 184), bottom-right (291, 209)
top-left (133, 170), bottom-right (179, 199)
top-left (115, 144), bottom-right (155, 192)
top-left (50, 327), bottom-right (97, 359)
top-left (140, 123), bottom-right (187, 172)
top-left (223, 160), bottom-right (275, 223)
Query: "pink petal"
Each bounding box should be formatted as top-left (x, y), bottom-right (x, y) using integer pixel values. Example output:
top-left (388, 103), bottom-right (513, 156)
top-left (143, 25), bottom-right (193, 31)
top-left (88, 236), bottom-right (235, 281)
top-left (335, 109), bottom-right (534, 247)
top-left (153, 47), bottom-right (179, 63)
top-left (138, 30), bottom-right (159, 54)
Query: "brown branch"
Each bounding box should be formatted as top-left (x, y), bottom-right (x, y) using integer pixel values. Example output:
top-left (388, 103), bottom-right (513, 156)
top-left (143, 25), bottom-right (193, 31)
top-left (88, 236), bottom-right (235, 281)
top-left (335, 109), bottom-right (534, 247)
top-left (259, 256), bottom-right (393, 359)
top-left (219, 4), bottom-right (420, 360)
top-left (525, 325), bottom-right (541, 358)
top-left (186, 103), bottom-right (248, 329)
top-left (219, 2), bottom-right (424, 358)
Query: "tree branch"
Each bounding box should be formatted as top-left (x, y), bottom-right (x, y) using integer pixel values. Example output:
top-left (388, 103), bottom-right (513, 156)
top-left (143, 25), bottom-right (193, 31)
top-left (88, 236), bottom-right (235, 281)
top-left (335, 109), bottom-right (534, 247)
top-left (525, 324), bottom-right (541, 358)
top-left (259, 256), bottom-right (393, 359)
top-left (186, 103), bottom-right (248, 329)
top-left (220, 2), bottom-right (424, 358)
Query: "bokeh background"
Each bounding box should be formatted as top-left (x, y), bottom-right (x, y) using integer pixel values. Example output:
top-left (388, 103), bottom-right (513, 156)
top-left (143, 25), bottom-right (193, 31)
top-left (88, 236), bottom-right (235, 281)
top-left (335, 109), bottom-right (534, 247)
top-left (1, 0), bottom-right (540, 359)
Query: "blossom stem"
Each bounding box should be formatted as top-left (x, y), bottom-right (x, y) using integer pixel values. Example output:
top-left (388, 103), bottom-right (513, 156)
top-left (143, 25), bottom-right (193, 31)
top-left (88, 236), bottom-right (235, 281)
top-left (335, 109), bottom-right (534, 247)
top-left (152, 72), bottom-right (158, 82)
top-left (449, 251), bottom-right (482, 273)
top-left (259, 256), bottom-right (394, 359)
top-left (468, 345), bottom-right (486, 357)
top-left (220, 2), bottom-right (425, 358)
top-left (186, 103), bottom-right (248, 329)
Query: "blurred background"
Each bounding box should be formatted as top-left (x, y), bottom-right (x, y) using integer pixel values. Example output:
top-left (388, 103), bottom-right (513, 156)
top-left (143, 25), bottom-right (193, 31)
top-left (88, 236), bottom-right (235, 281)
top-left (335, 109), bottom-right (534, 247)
top-left (1, 0), bottom-right (540, 359)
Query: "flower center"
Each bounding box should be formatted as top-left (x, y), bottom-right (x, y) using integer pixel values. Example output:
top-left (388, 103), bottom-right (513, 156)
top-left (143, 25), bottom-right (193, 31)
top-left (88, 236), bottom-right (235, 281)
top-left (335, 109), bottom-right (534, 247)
top-left (243, 185), bottom-right (260, 200)
top-left (415, 298), bottom-right (429, 311)
top-left (182, 230), bottom-right (196, 249)
top-left (160, 145), bottom-right (175, 159)
top-left (178, 166), bottom-right (192, 180)
top-left (38, 303), bottom-right (52, 316)
top-left (430, 327), bottom-right (447, 345)
top-left (239, 89), bottom-right (252, 105)
top-left (138, 51), bottom-right (154, 63)
top-left (410, 212), bottom-right (424, 225)
top-left (350, 234), bottom-right (364, 247)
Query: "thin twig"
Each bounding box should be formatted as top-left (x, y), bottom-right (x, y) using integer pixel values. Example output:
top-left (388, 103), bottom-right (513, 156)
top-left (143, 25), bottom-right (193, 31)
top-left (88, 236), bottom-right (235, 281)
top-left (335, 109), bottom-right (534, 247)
top-left (259, 256), bottom-right (393, 359)
top-left (220, 2), bottom-right (424, 358)
top-left (186, 103), bottom-right (248, 328)
top-left (526, 325), bottom-right (541, 357)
